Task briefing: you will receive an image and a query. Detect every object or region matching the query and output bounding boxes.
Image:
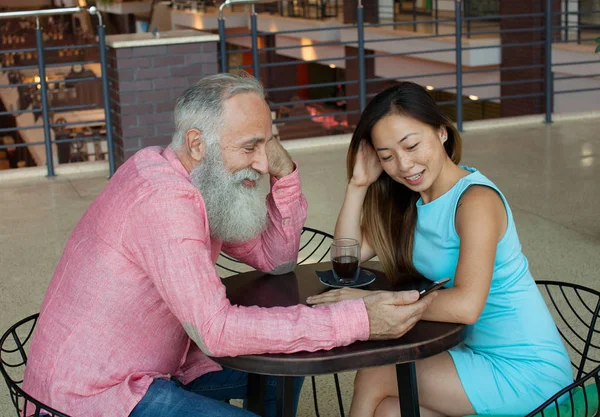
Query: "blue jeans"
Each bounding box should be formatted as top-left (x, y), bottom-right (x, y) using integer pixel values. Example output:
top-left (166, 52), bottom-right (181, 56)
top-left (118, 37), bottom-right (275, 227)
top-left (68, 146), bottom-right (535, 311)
top-left (129, 368), bottom-right (304, 417)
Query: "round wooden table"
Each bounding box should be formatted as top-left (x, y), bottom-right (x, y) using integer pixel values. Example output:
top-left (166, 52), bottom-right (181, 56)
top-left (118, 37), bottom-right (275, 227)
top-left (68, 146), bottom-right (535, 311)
top-left (213, 262), bottom-right (465, 417)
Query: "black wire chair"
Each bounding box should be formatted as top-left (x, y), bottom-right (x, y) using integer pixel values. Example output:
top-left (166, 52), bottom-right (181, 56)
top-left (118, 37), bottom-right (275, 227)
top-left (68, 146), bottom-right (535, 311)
top-left (0, 313), bottom-right (70, 417)
top-left (216, 226), bottom-right (333, 278)
top-left (217, 226), bottom-right (346, 417)
top-left (521, 281), bottom-right (600, 417)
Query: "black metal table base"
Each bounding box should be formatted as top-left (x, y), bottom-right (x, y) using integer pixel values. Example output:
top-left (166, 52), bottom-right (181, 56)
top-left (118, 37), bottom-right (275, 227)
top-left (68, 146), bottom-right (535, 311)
top-left (247, 373), bottom-right (266, 414)
top-left (397, 362), bottom-right (420, 417)
top-left (246, 374), bottom-right (295, 417)
top-left (248, 362), bottom-right (420, 417)
top-left (276, 376), bottom-right (296, 417)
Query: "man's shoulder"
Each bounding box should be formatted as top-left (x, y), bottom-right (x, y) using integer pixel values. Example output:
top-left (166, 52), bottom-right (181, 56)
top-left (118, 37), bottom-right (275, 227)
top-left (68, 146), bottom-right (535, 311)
top-left (71, 148), bottom-right (205, 246)
top-left (115, 147), bottom-right (196, 196)
top-left (90, 147), bottom-right (205, 223)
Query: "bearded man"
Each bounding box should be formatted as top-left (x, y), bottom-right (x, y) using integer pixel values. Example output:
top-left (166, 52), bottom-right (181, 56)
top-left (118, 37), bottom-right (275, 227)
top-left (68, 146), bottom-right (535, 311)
top-left (22, 73), bottom-right (434, 417)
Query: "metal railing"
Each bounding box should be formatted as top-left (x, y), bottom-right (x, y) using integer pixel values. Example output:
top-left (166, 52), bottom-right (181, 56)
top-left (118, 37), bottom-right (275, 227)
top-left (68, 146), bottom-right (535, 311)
top-left (0, 6), bottom-right (115, 177)
top-left (1, 1), bottom-right (598, 174)
top-left (385, 0), bottom-right (596, 44)
top-left (217, 0), bottom-right (599, 137)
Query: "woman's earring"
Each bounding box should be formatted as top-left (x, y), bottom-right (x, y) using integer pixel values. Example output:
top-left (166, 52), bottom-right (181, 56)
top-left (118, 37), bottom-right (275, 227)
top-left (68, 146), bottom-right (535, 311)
top-left (442, 136), bottom-right (447, 142)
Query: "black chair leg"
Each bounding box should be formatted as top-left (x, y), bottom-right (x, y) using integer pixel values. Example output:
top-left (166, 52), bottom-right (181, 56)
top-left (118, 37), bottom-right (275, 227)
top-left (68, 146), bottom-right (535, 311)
top-left (334, 373), bottom-right (345, 417)
top-left (311, 374), bottom-right (345, 417)
top-left (311, 376), bottom-right (321, 417)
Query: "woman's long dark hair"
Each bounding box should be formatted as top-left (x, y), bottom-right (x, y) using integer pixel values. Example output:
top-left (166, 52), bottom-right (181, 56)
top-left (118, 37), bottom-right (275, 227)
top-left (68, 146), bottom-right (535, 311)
top-left (347, 81), bottom-right (462, 284)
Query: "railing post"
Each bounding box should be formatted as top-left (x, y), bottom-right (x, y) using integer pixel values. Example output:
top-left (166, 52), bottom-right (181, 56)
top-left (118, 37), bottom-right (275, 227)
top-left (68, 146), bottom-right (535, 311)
top-left (564, 0), bottom-right (569, 42)
top-left (97, 14), bottom-right (116, 177)
top-left (218, 3), bottom-right (228, 73)
top-left (576, 0), bottom-right (581, 44)
top-left (35, 17), bottom-right (55, 177)
top-left (412, 0), bottom-right (417, 32)
top-left (455, 0), bottom-right (463, 132)
top-left (545, 0), bottom-right (553, 123)
top-left (435, 0), bottom-right (439, 35)
top-left (218, 18), bottom-right (228, 72)
top-left (250, 4), bottom-right (260, 79)
top-left (357, 3), bottom-right (366, 112)
top-left (465, 0), bottom-right (471, 38)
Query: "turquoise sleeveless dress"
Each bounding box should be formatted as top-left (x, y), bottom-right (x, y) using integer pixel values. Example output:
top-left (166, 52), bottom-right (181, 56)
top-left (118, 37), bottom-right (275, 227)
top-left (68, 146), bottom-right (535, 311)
top-left (412, 166), bottom-right (573, 415)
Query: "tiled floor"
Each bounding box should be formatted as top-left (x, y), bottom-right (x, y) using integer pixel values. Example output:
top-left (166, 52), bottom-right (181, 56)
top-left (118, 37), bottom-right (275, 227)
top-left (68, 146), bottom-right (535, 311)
top-left (1, 117), bottom-right (599, 416)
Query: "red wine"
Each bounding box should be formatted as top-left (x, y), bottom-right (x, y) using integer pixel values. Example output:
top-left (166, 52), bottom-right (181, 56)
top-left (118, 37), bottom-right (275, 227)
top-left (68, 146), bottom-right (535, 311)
top-left (332, 256), bottom-right (359, 279)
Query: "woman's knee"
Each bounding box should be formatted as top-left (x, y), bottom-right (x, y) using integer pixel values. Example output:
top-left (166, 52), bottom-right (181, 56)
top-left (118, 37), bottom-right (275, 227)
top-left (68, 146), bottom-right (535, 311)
top-left (353, 368), bottom-right (373, 393)
top-left (353, 367), bottom-right (389, 398)
top-left (373, 397), bottom-right (400, 417)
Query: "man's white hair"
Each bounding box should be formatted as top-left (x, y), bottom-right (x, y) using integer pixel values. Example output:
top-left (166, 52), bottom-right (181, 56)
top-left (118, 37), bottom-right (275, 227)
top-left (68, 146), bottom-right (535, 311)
top-left (171, 72), bottom-right (265, 149)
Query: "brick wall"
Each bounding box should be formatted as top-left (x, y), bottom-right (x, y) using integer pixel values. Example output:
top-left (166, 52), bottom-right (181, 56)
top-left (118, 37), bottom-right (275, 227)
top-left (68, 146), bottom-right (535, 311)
top-left (107, 41), bottom-right (219, 168)
top-left (499, 0), bottom-right (560, 117)
top-left (343, 0), bottom-right (379, 24)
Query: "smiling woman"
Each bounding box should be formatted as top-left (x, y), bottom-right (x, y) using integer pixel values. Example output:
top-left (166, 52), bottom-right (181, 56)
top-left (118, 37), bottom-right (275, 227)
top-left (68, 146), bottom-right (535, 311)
top-left (344, 82), bottom-right (462, 281)
top-left (326, 82), bottom-right (574, 417)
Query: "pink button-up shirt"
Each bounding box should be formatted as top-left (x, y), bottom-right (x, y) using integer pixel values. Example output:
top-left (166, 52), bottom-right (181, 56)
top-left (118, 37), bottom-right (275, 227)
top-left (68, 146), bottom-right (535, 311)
top-left (22, 146), bottom-right (370, 417)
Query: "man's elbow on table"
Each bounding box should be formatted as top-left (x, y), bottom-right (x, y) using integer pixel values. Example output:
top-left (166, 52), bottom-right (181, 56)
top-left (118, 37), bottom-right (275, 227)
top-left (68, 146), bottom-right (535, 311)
top-left (266, 260), bottom-right (297, 275)
top-left (182, 323), bottom-right (222, 357)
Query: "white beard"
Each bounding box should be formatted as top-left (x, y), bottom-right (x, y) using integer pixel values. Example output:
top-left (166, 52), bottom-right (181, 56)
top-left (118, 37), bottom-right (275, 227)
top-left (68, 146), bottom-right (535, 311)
top-left (190, 145), bottom-right (268, 243)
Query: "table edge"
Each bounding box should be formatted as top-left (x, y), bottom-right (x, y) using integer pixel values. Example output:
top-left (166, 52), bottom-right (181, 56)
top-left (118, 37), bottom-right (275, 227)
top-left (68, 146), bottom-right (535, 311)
top-left (211, 323), bottom-right (466, 376)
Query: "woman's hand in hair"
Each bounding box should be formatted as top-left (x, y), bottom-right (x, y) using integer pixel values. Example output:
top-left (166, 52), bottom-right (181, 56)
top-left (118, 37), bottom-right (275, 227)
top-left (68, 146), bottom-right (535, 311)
top-left (350, 140), bottom-right (383, 188)
top-left (306, 288), bottom-right (382, 306)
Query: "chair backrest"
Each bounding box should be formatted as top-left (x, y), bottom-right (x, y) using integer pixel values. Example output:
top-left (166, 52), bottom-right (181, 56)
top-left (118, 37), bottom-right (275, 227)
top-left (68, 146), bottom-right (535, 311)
top-left (216, 227), bottom-right (333, 278)
top-left (0, 313), bottom-right (70, 417)
top-left (537, 281), bottom-right (600, 381)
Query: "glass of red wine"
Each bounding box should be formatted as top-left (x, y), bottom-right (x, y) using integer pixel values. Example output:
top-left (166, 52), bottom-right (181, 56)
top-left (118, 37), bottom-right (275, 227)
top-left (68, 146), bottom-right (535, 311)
top-left (331, 238), bottom-right (360, 285)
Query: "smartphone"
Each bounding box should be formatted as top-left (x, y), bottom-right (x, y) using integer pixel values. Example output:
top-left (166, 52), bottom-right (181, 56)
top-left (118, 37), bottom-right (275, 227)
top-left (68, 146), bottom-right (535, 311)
top-left (419, 278), bottom-right (450, 299)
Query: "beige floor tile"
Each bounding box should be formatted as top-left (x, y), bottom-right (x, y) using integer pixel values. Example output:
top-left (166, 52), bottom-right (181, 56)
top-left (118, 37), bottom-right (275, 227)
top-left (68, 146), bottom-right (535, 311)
top-left (1, 117), bottom-right (599, 416)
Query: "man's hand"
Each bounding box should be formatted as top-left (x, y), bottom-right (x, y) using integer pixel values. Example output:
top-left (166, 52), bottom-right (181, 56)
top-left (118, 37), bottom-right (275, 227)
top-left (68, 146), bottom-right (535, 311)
top-left (307, 288), bottom-right (384, 305)
top-left (266, 137), bottom-right (294, 179)
top-left (364, 291), bottom-right (437, 340)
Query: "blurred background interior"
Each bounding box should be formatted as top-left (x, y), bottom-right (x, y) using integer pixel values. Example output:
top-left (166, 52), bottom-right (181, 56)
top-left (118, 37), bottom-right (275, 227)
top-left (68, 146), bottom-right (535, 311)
top-left (0, 0), bottom-right (598, 416)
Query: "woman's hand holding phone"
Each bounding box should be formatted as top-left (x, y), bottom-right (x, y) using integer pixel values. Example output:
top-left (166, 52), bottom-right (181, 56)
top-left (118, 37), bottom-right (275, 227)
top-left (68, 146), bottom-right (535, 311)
top-left (419, 278), bottom-right (450, 299)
